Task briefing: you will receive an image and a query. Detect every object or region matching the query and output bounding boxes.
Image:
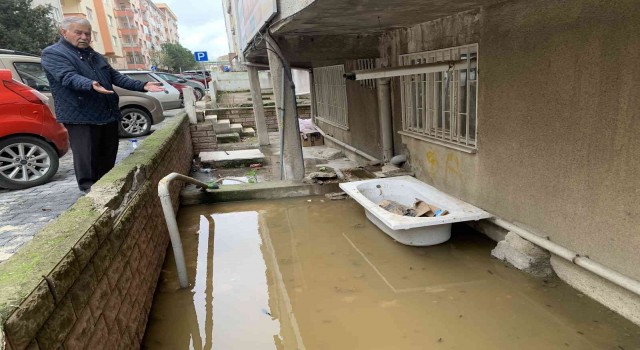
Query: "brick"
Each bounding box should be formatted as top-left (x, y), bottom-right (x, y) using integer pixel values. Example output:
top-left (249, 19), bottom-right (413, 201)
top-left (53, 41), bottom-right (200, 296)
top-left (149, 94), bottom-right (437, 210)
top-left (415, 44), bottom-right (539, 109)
top-left (116, 265), bottom-right (133, 296)
top-left (87, 276), bottom-right (110, 319)
top-left (86, 316), bottom-right (108, 350)
top-left (68, 264), bottom-right (98, 316)
top-left (36, 296), bottom-right (76, 350)
top-left (91, 237), bottom-right (113, 281)
top-left (101, 287), bottom-right (122, 328)
top-left (72, 228), bottom-right (99, 270)
top-left (63, 305), bottom-right (94, 350)
top-left (46, 251), bottom-right (81, 302)
top-left (190, 130), bottom-right (207, 137)
top-left (105, 250), bottom-right (126, 289)
top-left (4, 282), bottom-right (55, 350)
top-left (114, 295), bottom-right (132, 337)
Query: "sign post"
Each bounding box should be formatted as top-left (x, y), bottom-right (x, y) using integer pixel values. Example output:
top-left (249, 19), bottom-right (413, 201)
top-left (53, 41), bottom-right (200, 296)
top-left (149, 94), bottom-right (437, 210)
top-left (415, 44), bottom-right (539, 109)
top-left (194, 51), bottom-right (209, 90)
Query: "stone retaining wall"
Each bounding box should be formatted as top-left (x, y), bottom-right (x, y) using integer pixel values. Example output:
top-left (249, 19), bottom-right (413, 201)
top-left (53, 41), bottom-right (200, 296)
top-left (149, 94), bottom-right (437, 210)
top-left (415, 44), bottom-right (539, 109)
top-left (213, 105), bottom-right (311, 132)
top-left (190, 120), bottom-right (217, 155)
top-left (0, 114), bottom-right (193, 350)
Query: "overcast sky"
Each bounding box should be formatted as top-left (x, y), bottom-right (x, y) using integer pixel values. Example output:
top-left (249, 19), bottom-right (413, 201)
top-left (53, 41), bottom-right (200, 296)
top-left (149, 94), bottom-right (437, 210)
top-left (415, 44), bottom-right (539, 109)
top-left (153, 0), bottom-right (229, 61)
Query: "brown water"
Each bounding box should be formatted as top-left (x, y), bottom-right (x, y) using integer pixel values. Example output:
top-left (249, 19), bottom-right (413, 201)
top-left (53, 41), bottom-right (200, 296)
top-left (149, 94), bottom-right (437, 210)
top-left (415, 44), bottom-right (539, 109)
top-left (142, 197), bottom-right (640, 350)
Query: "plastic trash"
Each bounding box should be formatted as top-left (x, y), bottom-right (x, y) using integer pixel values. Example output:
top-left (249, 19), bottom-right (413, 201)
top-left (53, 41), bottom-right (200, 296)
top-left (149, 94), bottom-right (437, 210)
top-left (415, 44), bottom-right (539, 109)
top-left (130, 139), bottom-right (138, 150)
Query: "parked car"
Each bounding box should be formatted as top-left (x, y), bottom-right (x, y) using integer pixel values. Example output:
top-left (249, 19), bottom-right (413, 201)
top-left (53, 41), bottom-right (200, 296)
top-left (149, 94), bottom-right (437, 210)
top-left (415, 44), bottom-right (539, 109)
top-left (120, 70), bottom-right (183, 110)
top-left (0, 50), bottom-right (165, 138)
top-left (0, 69), bottom-right (69, 189)
top-left (155, 72), bottom-right (206, 100)
top-left (178, 73), bottom-right (211, 87)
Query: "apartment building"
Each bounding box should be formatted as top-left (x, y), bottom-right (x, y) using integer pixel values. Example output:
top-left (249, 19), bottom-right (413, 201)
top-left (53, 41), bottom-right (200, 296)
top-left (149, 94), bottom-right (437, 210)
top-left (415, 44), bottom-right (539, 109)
top-left (31, 0), bottom-right (64, 23)
top-left (59, 0), bottom-right (124, 65)
top-left (156, 3), bottom-right (179, 44)
top-left (111, 0), bottom-right (179, 69)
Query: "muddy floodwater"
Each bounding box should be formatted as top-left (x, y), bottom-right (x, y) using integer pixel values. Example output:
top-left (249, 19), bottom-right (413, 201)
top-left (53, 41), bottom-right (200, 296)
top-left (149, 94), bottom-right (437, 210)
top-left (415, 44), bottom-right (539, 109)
top-left (142, 197), bottom-right (640, 350)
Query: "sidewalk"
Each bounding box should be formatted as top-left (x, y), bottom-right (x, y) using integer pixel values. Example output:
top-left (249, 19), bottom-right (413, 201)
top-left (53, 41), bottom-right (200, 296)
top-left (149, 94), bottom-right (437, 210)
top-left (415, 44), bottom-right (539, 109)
top-left (0, 109), bottom-right (183, 263)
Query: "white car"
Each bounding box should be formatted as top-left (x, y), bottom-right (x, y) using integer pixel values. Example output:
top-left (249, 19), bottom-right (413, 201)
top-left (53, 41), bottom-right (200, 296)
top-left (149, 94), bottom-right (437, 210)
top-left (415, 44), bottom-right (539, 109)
top-left (120, 70), bottom-right (182, 110)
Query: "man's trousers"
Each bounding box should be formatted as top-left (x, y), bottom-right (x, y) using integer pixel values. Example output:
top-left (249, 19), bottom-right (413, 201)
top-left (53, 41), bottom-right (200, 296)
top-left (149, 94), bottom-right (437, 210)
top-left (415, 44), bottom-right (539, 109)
top-left (63, 122), bottom-right (119, 192)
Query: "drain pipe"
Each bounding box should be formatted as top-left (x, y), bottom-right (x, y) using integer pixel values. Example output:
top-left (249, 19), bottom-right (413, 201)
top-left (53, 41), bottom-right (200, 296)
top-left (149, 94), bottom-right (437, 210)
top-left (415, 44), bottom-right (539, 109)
top-left (489, 217), bottom-right (640, 297)
top-left (158, 173), bottom-right (211, 288)
top-left (278, 66), bottom-right (286, 180)
top-left (377, 78), bottom-right (393, 162)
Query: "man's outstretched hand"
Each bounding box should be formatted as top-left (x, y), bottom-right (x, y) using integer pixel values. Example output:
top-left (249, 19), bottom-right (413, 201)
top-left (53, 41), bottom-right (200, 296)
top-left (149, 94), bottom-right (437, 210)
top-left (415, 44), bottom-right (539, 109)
top-left (144, 81), bottom-right (166, 92)
top-left (92, 81), bottom-right (114, 94)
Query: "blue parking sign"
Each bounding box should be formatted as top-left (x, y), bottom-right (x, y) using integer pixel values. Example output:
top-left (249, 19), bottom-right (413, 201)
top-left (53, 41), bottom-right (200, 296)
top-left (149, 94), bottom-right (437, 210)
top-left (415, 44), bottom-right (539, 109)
top-left (194, 51), bottom-right (208, 62)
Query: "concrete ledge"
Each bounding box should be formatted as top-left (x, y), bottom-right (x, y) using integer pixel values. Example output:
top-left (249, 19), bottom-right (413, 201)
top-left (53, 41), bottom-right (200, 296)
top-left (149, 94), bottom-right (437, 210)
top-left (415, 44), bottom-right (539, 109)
top-left (0, 114), bottom-right (193, 350)
top-left (180, 181), bottom-right (341, 206)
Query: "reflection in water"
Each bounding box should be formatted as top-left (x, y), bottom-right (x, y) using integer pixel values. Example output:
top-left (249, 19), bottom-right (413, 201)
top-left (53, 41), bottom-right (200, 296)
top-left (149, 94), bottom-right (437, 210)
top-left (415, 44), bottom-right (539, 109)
top-left (143, 197), bottom-right (640, 350)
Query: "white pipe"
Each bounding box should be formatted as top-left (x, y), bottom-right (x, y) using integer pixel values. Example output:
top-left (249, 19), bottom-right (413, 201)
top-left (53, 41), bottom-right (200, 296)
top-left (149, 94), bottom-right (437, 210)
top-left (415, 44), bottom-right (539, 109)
top-left (489, 217), bottom-right (640, 297)
top-left (315, 126), bottom-right (382, 163)
top-left (376, 78), bottom-right (393, 162)
top-left (158, 172), bottom-right (211, 288)
top-left (348, 59), bottom-right (470, 81)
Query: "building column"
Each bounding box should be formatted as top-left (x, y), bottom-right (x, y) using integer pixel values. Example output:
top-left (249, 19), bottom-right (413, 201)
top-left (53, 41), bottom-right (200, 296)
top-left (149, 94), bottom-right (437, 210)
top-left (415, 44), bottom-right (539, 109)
top-left (267, 39), bottom-right (305, 181)
top-left (247, 65), bottom-right (269, 146)
top-left (309, 69), bottom-right (316, 122)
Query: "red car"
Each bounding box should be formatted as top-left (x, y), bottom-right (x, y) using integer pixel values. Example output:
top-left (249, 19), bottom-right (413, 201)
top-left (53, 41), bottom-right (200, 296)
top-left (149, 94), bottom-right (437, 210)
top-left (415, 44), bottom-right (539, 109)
top-left (0, 69), bottom-right (69, 190)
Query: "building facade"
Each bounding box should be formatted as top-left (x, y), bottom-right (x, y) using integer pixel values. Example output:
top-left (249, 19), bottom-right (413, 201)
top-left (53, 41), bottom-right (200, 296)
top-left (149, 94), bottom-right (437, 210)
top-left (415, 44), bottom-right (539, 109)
top-left (227, 0), bottom-right (640, 326)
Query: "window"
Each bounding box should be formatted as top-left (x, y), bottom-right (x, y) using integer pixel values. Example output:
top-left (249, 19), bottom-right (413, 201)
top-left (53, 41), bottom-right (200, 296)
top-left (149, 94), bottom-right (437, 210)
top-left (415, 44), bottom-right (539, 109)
top-left (92, 31), bottom-right (98, 42)
top-left (111, 36), bottom-right (118, 46)
top-left (13, 62), bottom-right (50, 92)
top-left (108, 15), bottom-right (113, 26)
top-left (86, 7), bottom-right (93, 20)
top-left (124, 73), bottom-right (157, 83)
top-left (313, 65), bottom-right (349, 129)
top-left (399, 44), bottom-right (478, 152)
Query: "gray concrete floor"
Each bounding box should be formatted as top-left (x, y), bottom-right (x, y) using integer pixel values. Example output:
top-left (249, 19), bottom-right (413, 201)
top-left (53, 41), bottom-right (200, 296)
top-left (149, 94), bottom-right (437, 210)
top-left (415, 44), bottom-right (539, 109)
top-left (0, 109), bottom-right (184, 263)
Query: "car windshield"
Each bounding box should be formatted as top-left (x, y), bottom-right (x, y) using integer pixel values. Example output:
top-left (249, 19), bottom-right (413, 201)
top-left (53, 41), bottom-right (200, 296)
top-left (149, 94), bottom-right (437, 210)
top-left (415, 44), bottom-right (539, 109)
top-left (14, 62), bottom-right (50, 92)
top-left (158, 73), bottom-right (178, 82)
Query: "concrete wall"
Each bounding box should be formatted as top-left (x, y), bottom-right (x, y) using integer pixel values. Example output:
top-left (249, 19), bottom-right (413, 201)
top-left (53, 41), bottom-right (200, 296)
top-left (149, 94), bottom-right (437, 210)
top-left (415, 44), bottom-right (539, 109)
top-left (212, 71), bottom-right (272, 91)
top-left (315, 60), bottom-right (382, 160)
top-left (379, 1), bottom-right (640, 323)
top-left (213, 105), bottom-right (311, 132)
top-left (0, 115), bottom-right (193, 350)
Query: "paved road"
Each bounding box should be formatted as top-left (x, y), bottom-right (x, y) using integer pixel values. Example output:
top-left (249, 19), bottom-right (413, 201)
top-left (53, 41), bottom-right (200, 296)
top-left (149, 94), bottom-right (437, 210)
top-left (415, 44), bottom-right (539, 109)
top-left (0, 109), bottom-right (183, 263)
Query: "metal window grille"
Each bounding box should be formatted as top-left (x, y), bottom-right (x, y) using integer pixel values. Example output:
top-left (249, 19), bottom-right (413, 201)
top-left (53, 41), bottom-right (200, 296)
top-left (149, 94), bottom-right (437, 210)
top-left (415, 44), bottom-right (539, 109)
top-left (399, 44), bottom-right (478, 150)
top-left (356, 59), bottom-right (376, 89)
top-left (313, 65), bottom-right (349, 129)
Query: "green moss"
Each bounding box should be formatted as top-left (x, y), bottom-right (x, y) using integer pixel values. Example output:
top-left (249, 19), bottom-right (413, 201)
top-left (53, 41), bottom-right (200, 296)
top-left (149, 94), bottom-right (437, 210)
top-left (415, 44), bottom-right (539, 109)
top-left (0, 114), bottom-right (189, 326)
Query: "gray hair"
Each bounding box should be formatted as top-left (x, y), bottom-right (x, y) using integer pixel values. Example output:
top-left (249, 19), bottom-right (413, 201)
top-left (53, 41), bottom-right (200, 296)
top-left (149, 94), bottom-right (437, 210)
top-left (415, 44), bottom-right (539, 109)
top-left (61, 17), bottom-right (91, 30)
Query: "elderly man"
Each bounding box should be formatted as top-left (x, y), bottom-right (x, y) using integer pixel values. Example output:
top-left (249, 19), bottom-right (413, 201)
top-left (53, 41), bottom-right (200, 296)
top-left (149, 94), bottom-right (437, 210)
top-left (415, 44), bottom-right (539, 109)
top-left (42, 17), bottom-right (165, 193)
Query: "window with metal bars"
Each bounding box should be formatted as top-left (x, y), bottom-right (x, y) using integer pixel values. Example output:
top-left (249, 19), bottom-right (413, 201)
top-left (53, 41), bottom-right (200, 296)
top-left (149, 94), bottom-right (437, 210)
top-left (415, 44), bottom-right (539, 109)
top-left (313, 65), bottom-right (349, 130)
top-left (399, 44), bottom-right (478, 152)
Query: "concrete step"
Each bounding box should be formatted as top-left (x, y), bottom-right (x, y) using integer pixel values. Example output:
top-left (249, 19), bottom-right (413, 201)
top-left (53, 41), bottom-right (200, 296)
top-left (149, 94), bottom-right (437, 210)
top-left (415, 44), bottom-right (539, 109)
top-left (204, 115), bottom-right (218, 124)
top-left (213, 119), bottom-right (231, 133)
top-left (229, 123), bottom-right (243, 134)
top-left (217, 132), bottom-right (240, 143)
top-left (241, 127), bottom-right (256, 137)
top-left (199, 149), bottom-right (265, 168)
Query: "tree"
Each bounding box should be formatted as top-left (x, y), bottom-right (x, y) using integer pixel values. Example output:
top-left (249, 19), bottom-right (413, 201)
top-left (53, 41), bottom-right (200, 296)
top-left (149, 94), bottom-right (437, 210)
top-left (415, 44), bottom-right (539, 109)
top-left (160, 43), bottom-right (197, 72)
top-left (0, 0), bottom-right (58, 54)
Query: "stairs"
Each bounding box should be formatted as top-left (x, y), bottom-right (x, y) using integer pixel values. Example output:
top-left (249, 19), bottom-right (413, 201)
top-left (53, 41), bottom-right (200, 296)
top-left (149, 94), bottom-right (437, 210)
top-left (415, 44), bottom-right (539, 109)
top-left (205, 114), bottom-right (257, 143)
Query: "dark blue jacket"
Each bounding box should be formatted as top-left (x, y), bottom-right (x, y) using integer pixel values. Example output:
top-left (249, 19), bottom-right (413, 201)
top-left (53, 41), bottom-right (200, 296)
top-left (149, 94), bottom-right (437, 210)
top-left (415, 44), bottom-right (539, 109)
top-left (41, 38), bottom-right (147, 124)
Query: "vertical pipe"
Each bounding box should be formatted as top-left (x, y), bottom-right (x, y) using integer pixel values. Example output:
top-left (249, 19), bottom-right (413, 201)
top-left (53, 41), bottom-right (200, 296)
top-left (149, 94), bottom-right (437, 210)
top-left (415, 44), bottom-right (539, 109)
top-left (377, 78), bottom-right (393, 162)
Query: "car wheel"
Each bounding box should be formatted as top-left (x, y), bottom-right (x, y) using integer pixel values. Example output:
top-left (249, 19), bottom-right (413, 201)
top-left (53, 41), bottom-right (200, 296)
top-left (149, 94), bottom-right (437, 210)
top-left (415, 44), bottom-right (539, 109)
top-left (119, 107), bottom-right (152, 137)
top-left (0, 136), bottom-right (60, 190)
top-left (194, 88), bottom-right (204, 101)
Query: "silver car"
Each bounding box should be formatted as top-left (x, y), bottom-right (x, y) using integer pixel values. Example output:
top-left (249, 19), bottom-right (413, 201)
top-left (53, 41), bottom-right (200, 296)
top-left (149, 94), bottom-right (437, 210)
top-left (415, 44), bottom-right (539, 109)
top-left (120, 70), bottom-right (183, 110)
top-left (0, 50), bottom-right (165, 138)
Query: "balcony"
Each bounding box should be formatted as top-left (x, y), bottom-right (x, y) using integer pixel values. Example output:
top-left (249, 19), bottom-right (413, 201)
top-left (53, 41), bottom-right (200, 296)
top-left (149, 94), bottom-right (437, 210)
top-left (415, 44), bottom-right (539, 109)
top-left (114, 8), bottom-right (133, 17)
top-left (119, 28), bottom-right (138, 36)
top-left (121, 42), bottom-right (140, 48)
top-left (122, 46), bottom-right (142, 52)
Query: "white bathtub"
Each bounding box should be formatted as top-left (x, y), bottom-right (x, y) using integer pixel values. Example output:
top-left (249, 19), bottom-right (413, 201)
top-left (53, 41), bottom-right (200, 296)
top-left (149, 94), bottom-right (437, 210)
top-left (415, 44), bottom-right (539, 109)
top-left (339, 176), bottom-right (491, 246)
